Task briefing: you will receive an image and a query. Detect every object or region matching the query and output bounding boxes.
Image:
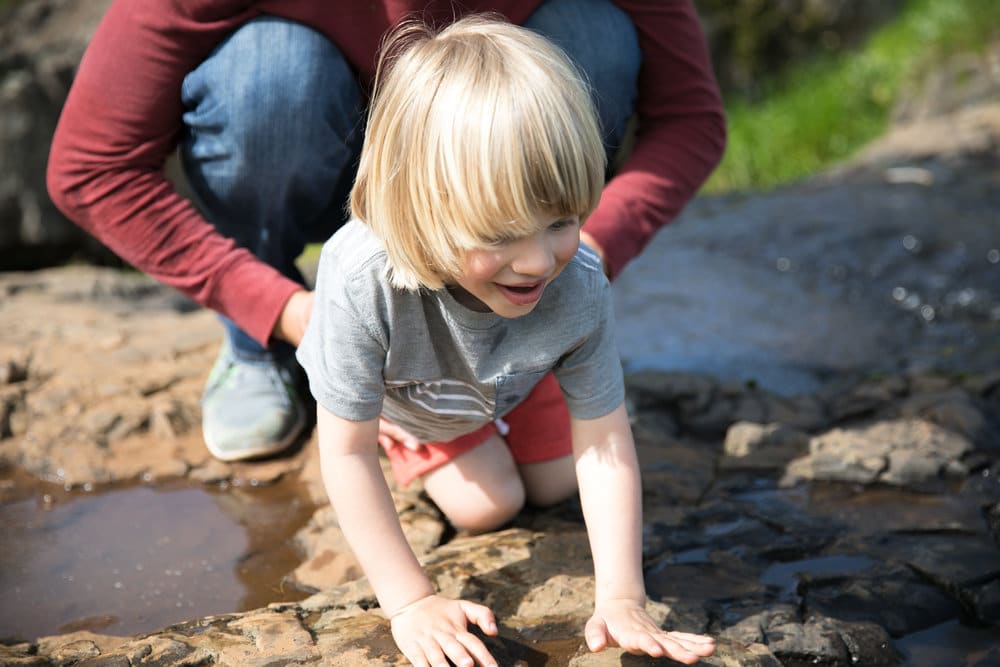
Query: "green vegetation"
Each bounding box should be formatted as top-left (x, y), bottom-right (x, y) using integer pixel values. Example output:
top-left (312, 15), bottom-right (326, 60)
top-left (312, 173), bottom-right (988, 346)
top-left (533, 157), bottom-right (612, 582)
top-left (706, 0), bottom-right (1000, 193)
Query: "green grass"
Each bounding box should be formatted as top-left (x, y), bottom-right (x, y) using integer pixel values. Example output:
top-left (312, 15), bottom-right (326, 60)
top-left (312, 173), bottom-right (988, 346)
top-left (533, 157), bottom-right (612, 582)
top-left (705, 0), bottom-right (1000, 193)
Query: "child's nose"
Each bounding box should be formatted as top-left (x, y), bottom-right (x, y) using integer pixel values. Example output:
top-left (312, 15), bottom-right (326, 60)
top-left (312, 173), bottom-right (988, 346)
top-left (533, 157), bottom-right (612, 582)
top-left (511, 234), bottom-right (556, 277)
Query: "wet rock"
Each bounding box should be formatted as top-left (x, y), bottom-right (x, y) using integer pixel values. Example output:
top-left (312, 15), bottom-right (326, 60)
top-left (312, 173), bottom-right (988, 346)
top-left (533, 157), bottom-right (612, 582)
top-left (628, 408), bottom-right (679, 443)
top-left (986, 503), bottom-right (1000, 547)
top-left (720, 607), bottom-right (900, 666)
top-left (758, 393), bottom-right (829, 432)
top-left (823, 375), bottom-right (908, 423)
top-left (859, 533), bottom-right (1000, 609)
top-left (801, 563), bottom-right (963, 636)
top-left (969, 578), bottom-right (1000, 626)
top-left (625, 371), bottom-right (717, 419)
top-left (646, 555), bottom-right (768, 607)
top-left (636, 436), bottom-right (716, 505)
top-left (895, 388), bottom-right (1000, 452)
top-left (722, 421), bottom-right (810, 470)
top-left (784, 418), bottom-right (973, 488)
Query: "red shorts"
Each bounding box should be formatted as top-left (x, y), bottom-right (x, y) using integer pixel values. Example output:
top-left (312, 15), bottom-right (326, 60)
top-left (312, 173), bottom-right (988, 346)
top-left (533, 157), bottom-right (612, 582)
top-left (386, 372), bottom-right (572, 487)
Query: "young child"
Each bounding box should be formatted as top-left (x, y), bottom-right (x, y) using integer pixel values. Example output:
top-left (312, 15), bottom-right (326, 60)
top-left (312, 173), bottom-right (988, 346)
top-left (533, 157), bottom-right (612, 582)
top-left (297, 15), bottom-right (716, 667)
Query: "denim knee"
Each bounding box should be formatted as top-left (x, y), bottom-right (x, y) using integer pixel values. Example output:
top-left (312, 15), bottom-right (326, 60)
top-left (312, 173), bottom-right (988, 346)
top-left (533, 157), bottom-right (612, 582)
top-left (524, 0), bottom-right (641, 156)
top-left (180, 17), bottom-right (363, 260)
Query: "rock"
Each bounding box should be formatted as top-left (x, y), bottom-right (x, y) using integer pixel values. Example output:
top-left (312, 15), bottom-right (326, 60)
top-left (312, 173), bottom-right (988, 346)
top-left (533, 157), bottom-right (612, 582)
top-left (289, 503), bottom-right (445, 593)
top-left (861, 533), bottom-right (1000, 597)
top-left (969, 578), bottom-right (1000, 626)
top-left (0, 0), bottom-right (116, 268)
top-left (784, 418), bottom-right (973, 488)
top-left (636, 436), bottom-right (717, 505)
top-left (896, 388), bottom-right (1000, 451)
top-left (986, 502), bottom-right (1000, 547)
top-left (823, 375), bottom-right (907, 423)
top-left (0, 644), bottom-right (52, 666)
top-left (801, 563), bottom-right (963, 637)
top-left (625, 370), bottom-right (717, 418)
top-left (720, 607), bottom-right (900, 666)
top-left (722, 421), bottom-right (810, 470)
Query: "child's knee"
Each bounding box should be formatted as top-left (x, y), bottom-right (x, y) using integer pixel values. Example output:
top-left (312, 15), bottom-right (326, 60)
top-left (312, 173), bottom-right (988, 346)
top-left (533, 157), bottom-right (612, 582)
top-left (444, 474), bottom-right (526, 534)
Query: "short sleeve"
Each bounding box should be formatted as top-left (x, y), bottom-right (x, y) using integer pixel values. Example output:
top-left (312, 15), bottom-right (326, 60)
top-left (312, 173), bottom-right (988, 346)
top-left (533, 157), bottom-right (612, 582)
top-left (552, 277), bottom-right (625, 419)
top-left (296, 246), bottom-right (387, 422)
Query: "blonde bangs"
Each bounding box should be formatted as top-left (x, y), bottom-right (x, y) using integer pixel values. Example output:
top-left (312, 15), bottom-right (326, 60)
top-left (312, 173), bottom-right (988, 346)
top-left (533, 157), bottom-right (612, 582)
top-left (351, 16), bottom-right (606, 290)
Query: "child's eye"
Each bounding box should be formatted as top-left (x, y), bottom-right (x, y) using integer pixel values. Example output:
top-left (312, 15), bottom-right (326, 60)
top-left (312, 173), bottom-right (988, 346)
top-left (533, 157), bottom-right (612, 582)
top-left (548, 218), bottom-right (578, 231)
top-left (483, 234), bottom-right (517, 247)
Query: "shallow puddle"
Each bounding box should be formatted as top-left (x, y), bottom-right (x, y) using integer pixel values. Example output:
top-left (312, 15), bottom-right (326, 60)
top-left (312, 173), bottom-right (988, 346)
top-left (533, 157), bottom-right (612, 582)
top-left (758, 554), bottom-right (879, 598)
top-left (0, 477), bottom-right (314, 642)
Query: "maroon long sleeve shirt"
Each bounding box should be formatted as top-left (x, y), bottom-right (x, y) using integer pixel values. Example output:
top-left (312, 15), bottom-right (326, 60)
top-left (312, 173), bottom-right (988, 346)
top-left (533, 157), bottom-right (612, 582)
top-left (47, 0), bottom-right (726, 347)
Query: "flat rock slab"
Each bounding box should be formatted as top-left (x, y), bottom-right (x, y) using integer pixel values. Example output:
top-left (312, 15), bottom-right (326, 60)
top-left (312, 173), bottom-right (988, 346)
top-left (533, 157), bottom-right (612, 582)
top-left (614, 147), bottom-right (1000, 395)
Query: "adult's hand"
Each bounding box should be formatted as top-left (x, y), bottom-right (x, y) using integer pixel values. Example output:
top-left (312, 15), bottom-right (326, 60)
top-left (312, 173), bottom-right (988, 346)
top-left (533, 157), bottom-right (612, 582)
top-left (273, 289), bottom-right (314, 347)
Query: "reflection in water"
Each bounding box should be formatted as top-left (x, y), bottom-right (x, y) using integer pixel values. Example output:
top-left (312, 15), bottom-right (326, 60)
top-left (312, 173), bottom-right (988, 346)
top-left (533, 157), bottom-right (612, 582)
top-left (0, 481), bottom-right (313, 642)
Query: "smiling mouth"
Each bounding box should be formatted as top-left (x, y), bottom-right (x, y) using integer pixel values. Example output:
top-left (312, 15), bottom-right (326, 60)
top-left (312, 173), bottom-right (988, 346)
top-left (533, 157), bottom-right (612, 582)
top-left (496, 281), bottom-right (546, 306)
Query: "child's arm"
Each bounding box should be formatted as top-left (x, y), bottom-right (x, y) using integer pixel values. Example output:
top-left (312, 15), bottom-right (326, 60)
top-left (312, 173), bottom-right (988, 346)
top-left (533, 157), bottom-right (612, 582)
top-left (571, 403), bottom-right (716, 664)
top-left (317, 405), bottom-right (499, 667)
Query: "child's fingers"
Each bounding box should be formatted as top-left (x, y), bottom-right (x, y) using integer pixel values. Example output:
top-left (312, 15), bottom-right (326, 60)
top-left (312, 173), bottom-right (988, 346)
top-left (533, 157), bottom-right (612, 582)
top-left (438, 634), bottom-right (481, 667)
top-left (376, 433), bottom-right (395, 452)
top-left (378, 417), bottom-right (423, 451)
top-left (414, 638), bottom-right (449, 667)
top-left (647, 631), bottom-right (716, 664)
top-left (584, 616), bottom-right (609, 652)
top-left (667, 631), bottom-right (716, 644)
top-left (459, 600), bottom-right (498, 636)
top-left (454, 631), bottom-right (498, 667)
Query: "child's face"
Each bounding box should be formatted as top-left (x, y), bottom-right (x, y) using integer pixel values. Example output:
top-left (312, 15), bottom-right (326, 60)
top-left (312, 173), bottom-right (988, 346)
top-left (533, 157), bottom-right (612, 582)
top-left (450, 214), bottom-right (580, 318)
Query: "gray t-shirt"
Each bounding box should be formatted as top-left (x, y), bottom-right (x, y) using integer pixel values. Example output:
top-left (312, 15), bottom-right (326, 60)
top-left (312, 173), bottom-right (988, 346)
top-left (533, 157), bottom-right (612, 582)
top-left (297, 219), bottom-right (624, 443)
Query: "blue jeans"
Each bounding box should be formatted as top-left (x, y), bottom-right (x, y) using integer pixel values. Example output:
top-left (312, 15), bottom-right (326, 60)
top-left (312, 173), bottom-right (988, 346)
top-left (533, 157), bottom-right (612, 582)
top-left (180, 0), bottom-right (641, 359)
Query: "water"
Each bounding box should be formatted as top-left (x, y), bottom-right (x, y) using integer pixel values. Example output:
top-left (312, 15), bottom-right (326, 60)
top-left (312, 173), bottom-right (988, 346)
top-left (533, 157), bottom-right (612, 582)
top-left (613, 180), bottom-right (1000, 395)
top-left (897, 620), bottom-right (1000, 666)
top-left (0, 480), bottom-right (313, 642)
top-left (759, 555), bottom-right (879, 599)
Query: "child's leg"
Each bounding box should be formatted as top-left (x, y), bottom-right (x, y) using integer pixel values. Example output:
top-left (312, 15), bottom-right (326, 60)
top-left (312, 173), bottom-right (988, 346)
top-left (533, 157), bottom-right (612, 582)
top-left (386, 375), bottom-right (575, 531)
top-left (518, 455), bottom-right (577, 508)
top-left (421, 433), bottom-right (526, 534)
top-left (502, 373), bottom-right (577, 507)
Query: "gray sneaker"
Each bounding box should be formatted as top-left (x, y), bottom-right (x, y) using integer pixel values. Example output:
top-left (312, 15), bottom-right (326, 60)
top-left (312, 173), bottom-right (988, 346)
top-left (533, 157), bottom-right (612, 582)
top-left (201, 343), bottom-right (308, 461)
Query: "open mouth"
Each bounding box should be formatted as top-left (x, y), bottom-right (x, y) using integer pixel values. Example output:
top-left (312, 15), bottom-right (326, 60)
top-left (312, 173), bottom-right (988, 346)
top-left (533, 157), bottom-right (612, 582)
top-left (496, 281), bottom-right (545, 306)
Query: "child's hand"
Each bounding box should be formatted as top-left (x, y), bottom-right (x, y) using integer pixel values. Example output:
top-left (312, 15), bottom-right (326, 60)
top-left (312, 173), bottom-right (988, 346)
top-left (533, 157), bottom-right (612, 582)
top-left (585, 599), bottom-right (715, 664)
top-left (390, 594), bottom-right (499, 667)
top-left (378, 417), bottom-right (423, 452)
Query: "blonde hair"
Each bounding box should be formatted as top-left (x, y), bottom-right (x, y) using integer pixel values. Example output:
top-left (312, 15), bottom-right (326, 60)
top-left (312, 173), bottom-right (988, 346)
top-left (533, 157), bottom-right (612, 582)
top-left (350, 14), bottom-right (606, 290)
